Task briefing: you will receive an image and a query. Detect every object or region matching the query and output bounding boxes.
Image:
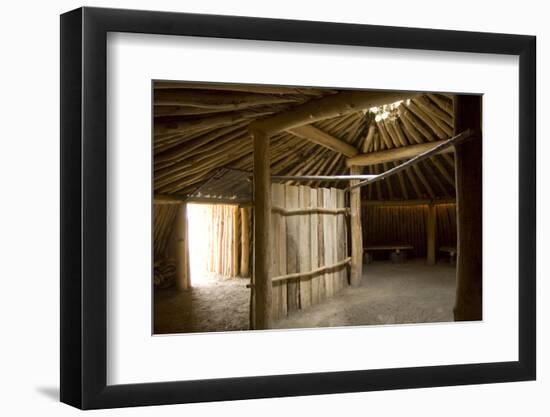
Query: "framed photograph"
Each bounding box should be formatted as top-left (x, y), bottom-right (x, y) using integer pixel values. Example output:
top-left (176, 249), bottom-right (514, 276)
top-left (60, 6), bottom-right (536, 409)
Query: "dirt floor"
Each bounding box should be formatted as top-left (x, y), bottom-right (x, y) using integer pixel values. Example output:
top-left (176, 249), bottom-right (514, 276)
top-left (154, 273), bottom-right (250, 334)
top-left (274, 260), bottom-right (456, 330)
top-left (154, 260), bottom-right (457, 334)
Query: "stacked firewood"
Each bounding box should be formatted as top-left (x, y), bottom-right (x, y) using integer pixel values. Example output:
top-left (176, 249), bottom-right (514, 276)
top-left (154, 259), bottom-right (176, 289)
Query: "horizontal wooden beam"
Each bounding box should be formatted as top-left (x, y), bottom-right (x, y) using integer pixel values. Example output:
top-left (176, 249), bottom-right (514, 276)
top-left (154, 194), bottom-right (186, 204)
top-left (289, 125), bottom-right (359, 157)
top-left (272, 206), bottom-right (349, 215)
top-left (347, 139), bottom-right (454, 167)
top-left (154, 194), bottom-right (251, 206)
top-left (349, 129), bottom-right (474, 190)
top-left (362, 198), bottom-right (456, 207)
top-left (249, 90), bottom-right (418, 136)
top-left (155, 89), bottom-right (297, 109)
top-left (272, 257), bottom-right (351, 283)
top-left (272, 174), bottom-right (377, 182)
top-left (154, 81), bottom-right (333, 96)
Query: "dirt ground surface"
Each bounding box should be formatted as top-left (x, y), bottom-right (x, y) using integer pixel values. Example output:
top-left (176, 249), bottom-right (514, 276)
top-left (154, 273), bottom-right (250, 334)
top-left (274, 260), bottom-right (456, 330)
top-left (154, 260), bottom-right (457, 334)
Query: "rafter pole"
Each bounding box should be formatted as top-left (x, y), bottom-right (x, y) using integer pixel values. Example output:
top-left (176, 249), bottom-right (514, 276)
top-left (348, 129), bottom-right (474, 190)
top-left (272, 174), bottom-right (377, 182)
top-left (346, 138), bottom-right (456, 167)
top-left (249, 90), bottom-right (418, 136)
top-left (289, 125), bottom-right (359, 157)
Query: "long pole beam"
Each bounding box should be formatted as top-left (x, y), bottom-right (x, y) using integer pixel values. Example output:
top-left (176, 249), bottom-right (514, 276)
top-left (272, 174), bottom-right (377, 182)
top-left (348, 129), bottom-right (474, 190)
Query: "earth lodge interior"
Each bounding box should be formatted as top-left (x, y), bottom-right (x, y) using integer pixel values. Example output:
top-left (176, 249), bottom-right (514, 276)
top-left (152, 82), bottom-right (482, 334)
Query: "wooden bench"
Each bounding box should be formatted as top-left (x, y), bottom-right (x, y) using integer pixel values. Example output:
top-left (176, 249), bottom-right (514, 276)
top-left (363, 244), bottom-right (414, 264)
top-left (439, 246), bottom-right (457, 265)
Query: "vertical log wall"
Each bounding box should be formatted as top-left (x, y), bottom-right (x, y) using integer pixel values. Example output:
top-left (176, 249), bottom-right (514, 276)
top-left (270, 183), bottom-right (349, 320)
top-left (153, 204), bottom-right (180, 289)
top-left (160, 203), bottom-right (191, 290)
top-left (363, 202), bottom-right (457, 259)
top-left (153, 204), bottom-right (179, 259)
top-left (205, 204), bottom-right (242, 277)
top-left (426, 204), bottom-right (437, 265)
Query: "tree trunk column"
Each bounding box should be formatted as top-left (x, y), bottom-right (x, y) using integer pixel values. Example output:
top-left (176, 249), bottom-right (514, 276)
top-left (350, 165), bottom-right (363, 287)
top-left (426, 204), bottom-right (437, 265)
top-left (253, 131), bottom-right (272, 329)
top-left (453, 95), bottom-right (482, 321)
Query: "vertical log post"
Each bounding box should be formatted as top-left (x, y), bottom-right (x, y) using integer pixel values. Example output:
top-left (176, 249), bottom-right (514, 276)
top-left (253, 130), bottom-right (272, 329)
top-left (350, 165), bottom-right (363, 287)
top-left (426, 203), bottom-right (437, 265)
top-left (240, 207), bottom-right (251, 277)
top-left (453, 95), bottom-right (482, 321)
top-left (232, 206), bottom-right (240, 277)
top-left (175, 203), bottom-right (191, 290)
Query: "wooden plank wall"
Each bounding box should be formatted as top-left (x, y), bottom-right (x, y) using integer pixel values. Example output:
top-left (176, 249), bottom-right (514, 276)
top-left (271, 184), bottom-right (349, 321)
top-left (363, 203), bottom-right (457, 258)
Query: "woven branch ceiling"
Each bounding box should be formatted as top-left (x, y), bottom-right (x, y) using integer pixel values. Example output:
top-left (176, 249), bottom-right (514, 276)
top-left (154, 82), bottom-right (456, 201)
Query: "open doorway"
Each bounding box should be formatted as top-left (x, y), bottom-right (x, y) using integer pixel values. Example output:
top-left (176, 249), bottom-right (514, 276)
top-left (187, 203), bottom-right (243, 284)
top-left (154, 203), bottom-right (252, 334)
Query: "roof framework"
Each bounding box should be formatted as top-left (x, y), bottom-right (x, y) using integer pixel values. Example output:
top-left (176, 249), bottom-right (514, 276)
top-left (153, 82), bottom-right (456, 202)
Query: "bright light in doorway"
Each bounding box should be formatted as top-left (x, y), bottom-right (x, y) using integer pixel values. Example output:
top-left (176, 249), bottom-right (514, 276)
top-left (187, 203), bottom-right (212, 285)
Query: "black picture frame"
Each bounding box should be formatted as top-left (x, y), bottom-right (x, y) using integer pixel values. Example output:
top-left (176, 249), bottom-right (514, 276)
top-left (60, 6), bottom-right (536, 410)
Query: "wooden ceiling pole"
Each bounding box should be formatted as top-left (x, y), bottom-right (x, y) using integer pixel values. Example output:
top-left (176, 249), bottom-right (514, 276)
top-left (346, 139), bottom-right (456, 167)
top-left (432, 157), bottom-right (455, 186)
top-left (404, 167), bottom-right (423, 199)
top-left (348, 129), bottom-right (474, 190)
top-left (412, 164), bottom-right (436, 200)
top-left (271, 174), bottom-right (377, 182)
top-left (249, 90), bottom-right (418, 136)
top-left (393, 161), bottom-right (409, 199)
top-left (361, 125), bottom-right (376, 153)
top-left (289, 125), bottom-right (359, 157)
top-left (383, 163), bottom-right (395, 199)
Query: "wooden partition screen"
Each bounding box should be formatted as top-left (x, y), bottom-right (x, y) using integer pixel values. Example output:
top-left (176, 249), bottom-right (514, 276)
top-left (270, 184), bottom-right (349, 320)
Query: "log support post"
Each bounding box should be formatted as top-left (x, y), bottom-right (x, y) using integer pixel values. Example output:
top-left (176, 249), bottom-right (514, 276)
top-left (350, 165), bottom-right (363, 287)
top-left (240, 207), bottom-right (251, 277)
top-left (252, 130), bottom-right (272, 329)
top-left (174, 203), bottom-right (191, 291)
top-left (426, 203), bottom-right (437, 265)
top-left (453, 95), bottom-right (482, 321)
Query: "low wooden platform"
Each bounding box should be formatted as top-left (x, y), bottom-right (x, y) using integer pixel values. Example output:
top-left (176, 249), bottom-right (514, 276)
top-left (364, 244), bottom-right (414, 264)
top-left (364, 244), bottom-right (414, 253)
top-left (439, 246), bottom-right (457, 264)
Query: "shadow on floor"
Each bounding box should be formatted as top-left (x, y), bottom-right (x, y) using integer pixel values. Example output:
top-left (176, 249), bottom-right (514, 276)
top-left (35, 386), bottom-right (59, 401)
